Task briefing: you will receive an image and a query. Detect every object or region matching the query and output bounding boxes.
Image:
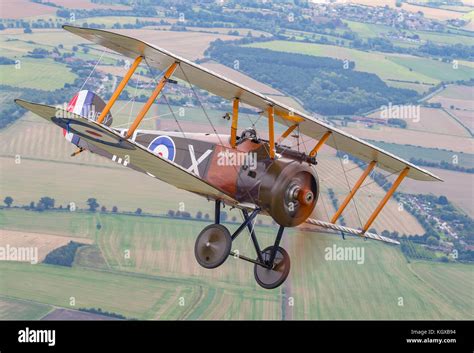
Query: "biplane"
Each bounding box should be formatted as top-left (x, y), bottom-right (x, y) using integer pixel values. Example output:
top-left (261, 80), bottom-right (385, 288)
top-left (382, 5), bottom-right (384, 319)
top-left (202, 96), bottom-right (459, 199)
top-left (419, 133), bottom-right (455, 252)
top-left (15, 26), bottom-right (441, 289)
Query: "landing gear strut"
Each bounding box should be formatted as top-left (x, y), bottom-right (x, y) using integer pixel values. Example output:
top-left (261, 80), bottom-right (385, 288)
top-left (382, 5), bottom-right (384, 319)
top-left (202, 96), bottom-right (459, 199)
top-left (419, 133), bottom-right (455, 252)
top-left (194, 200), bottom-right (290, 289)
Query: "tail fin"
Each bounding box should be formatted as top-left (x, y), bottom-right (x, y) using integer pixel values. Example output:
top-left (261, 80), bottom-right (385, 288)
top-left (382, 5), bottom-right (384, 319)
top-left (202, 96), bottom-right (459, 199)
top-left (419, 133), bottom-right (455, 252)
top-left (63, 90), bottom-right (113, 146)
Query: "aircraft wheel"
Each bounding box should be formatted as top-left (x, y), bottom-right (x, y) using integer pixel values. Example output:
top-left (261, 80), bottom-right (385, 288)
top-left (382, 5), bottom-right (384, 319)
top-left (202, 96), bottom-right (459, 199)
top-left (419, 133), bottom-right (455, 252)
top-left (194, 224), bottom-right (232, 269)
top-left (254, 246), bottom-right (290, 289)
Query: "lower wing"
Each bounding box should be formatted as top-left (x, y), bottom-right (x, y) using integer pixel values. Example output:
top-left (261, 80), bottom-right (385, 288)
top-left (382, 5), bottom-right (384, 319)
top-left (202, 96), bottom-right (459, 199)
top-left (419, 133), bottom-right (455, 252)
top-left (15, 99), bottom-right (238, 206)
top-left (304, 218), bottom-right (400, 245)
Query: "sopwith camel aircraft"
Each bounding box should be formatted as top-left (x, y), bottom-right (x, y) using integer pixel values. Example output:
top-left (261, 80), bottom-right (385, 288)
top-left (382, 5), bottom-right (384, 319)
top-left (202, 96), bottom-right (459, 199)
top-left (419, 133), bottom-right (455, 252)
top-left (15, 25), bottom-right (441, 289)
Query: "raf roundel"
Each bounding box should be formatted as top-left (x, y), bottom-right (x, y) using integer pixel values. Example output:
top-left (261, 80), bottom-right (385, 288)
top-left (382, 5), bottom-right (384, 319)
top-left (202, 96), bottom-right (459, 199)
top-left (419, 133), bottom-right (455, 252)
top-left (149, 135), bottom-right (176, 162)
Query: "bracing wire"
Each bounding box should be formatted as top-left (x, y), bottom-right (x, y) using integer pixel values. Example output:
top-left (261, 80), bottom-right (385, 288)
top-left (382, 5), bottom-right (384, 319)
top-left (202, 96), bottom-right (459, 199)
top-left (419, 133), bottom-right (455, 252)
top-left (79, 48), bottom-right (106, 92)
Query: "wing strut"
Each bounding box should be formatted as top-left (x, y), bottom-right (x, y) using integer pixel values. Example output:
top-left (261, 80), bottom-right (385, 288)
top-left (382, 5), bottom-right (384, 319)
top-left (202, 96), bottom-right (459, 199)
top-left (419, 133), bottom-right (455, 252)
top-left (98, 55), bottom-right (142, 124)
top-left (362, 167), bottom-right (409, 233)
top-left (309, 131), bottom-right (332, 157)
top-left (126, 61), bottom-right (178, 138)
top-left (268, 105), bottom-right (275, 159)
top-left (331, 160), bottom-right (377, 224)
top-left (278, 123), bottom-right (298, 143)
top-left (230, 98), bottom-right (239, 148)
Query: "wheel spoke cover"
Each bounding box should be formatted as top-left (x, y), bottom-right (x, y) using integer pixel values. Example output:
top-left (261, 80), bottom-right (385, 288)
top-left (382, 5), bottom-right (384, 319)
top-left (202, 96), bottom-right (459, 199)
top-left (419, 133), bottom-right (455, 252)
top-left (254, 246), bottom-right (290, 289)
top-left (194, 224), bottom-right (232, 269)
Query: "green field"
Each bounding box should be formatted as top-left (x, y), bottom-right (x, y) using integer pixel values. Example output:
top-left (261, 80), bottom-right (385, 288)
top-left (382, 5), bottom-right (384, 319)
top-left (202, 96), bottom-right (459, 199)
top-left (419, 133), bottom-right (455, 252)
top-left (342, 20), bottom-right (394, 40)
top-left (0, 296), bottom-right (53, 320)
top-left (0, 58), bottom-right (76, 90)
top-left (343, 19), bottom-right (474, 46)
top-left (247, 41), bottom-right (474, 88)
top-left (245, 41), bottom-right (446, 91)
top-left (0, 30), bottom-right (119, 65)
top-left (0, 208), bottom-right (472, 320)
top-left (0, 207), bottom-right (97, 237)
top-left (409, 262), bottom-right (474, 314)
top-left (388, 56), bottom-right (474, 82)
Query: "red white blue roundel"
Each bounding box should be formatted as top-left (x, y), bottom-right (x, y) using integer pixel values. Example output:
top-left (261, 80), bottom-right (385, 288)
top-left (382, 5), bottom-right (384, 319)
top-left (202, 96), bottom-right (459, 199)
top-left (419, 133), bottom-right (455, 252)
top-left (149, 136), bottom-right (175, 162)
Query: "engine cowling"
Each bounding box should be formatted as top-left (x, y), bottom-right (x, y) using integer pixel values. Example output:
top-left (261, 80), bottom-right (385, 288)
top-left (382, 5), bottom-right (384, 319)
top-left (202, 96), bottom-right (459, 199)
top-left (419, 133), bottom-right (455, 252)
top-left (258, 158), bottom-right (319, 227)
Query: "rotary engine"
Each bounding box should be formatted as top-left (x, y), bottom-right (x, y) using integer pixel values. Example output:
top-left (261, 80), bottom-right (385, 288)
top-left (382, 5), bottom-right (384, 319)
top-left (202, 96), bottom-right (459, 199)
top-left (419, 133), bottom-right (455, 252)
top-left (259, 158), bottom-right (319, 227)
top-left (237, 151), bottom-right (319, 227)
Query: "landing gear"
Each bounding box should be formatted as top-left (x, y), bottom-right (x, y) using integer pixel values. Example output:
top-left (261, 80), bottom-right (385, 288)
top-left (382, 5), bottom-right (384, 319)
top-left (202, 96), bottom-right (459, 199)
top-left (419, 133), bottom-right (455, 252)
top-left (254, 246), bottom-right (290, 290)
top-left (252, 225), bottom-right (290, 289)
top-left (194, 224), bottom-right (232, 269)
top-left (194, 200), bottom-right (291, 290)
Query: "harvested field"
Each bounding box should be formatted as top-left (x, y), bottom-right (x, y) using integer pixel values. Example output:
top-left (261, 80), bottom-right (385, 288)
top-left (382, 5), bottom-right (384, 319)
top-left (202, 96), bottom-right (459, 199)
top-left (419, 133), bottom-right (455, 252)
top-left (341, 125), bottom-right (473, 153)
top-left (402, 3), bottom-right (467, 20)
top-left (1, 208), bottom-right (472, 320)
top-left (449, 109), bottom-right (473, 134)
top-left (0, 0), bottom-right (56, 19)
top-left (48, 0), bottom-right (130, 10)
top-left (429, 85), bottom-right (474, 111)
top-left (117, 29), bottom-right (238, 61)
top-left (0, 229), bottom-right (93, 263)
top-left (368, 107), bottom-right (471, 137)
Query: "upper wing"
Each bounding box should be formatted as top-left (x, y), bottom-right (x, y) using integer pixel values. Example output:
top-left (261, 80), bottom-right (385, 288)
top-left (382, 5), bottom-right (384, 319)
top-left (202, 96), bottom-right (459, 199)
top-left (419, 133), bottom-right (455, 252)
top-left (14, 99), bottom-right (239, 205)
top-left (63, 25), bottom-right (441, 182)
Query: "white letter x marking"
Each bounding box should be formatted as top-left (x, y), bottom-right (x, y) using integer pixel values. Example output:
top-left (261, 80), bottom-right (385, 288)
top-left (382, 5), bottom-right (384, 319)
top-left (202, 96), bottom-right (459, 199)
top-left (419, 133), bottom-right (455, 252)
top-left (187, 145), bottom-right (212, 177)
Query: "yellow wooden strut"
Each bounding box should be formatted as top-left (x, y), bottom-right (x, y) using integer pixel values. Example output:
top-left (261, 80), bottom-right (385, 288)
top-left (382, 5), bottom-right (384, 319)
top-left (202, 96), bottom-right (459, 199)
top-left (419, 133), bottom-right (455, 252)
top-left (126, 62), bottom-right (178, 139)
top-left (268, 105), bottom-right (275, 159)
top-left (97, 55), bottom-right (142, 124)
top-left (278, 123), bottom-right (298, 143)
top-left (309, 131), bottom-right (332, 157)
top-left (230, 98), bottom-right (239, 148)
top-left (331, 161), bottom-right (376, 224)
top-left (362, 167), bottom-right (410, 233)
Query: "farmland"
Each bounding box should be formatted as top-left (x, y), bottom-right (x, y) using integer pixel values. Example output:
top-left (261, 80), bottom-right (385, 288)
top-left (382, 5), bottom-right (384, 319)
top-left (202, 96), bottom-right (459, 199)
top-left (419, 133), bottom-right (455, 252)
top-left (0, 0), bottom-right (56, 19)
top-left (0, 208), bottom-right (471, 320)
top-left (0, 296), bottom-right (52, 320)
top-left (0, 0), bottom-right (472, 321)
top-left (246, 41), bottom-right (437, 84)
top-left (368, 107), bottom-right (471, 137)
top-left (332, 0), bottom-right (473, 21)
top-left (450, 110), bottom-right (473, 134)
top-left (0, 58), bottom-right (76, 90)
top-left (400, 168), bottom-right (474, 217)
top-left (245, 40), bottom-right (474, 93)
top-left (314, 153), bottom-right (425, 235)
top-left (389, 55), bottom-right (474, 83)
top-left (340, 125), bottom-right (472, 153)
top-left (343, 19), bottom-right (474, 46)
top-left (48, 0), bottom-right (131, 11)
top-left (0, 229), bottom-right (93, 262)
top-left (428, 85), bottom-right (474, 134)
top-left (368, 141), bottom-right (474, 169)
top-left (429, 85), bottom-right (474, 111)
